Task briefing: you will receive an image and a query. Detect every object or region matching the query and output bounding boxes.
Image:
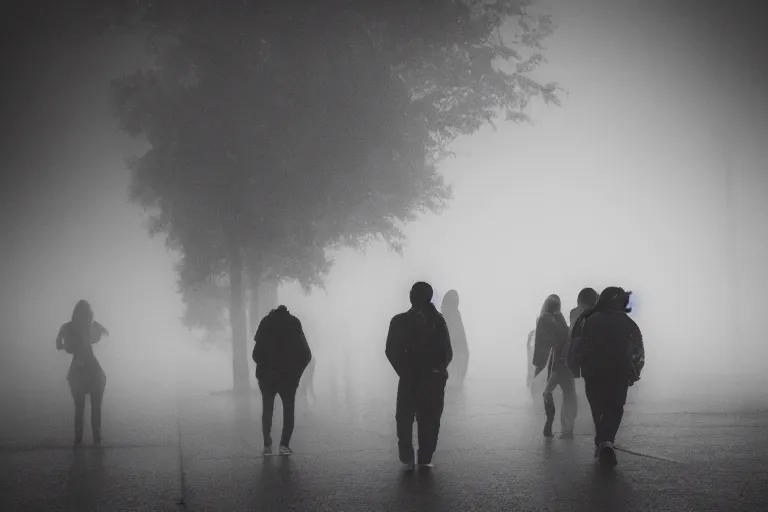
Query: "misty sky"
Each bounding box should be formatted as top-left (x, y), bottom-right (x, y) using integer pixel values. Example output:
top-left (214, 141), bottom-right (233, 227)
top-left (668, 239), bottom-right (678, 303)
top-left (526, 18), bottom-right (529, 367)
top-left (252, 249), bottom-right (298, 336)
top-left (2, 0), bottom-right (767, 402)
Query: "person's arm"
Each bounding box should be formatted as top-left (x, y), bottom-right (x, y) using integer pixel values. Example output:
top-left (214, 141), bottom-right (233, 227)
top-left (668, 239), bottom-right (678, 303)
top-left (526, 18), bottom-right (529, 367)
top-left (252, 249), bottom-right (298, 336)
top-left (628, 321), bottom-right (645, 383)
top-left (56, 325), bottom-right (66, 351)
top-left (91, 321), bottom-right (109, 344)
top-left (439, 317), bottom-right (453, 369)
top-left (385, 317), bottom-right (405, 377)
top-left (532, 317), bottom-right (554, 373)
top-left (295, 320), bottom-right (312, 376)
top-left (252, 318), bottom-right (267, 365)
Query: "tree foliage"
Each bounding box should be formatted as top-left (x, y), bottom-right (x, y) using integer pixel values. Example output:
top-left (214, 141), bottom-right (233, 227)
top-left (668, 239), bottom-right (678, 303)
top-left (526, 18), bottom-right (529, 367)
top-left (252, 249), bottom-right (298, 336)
top-left (109, 0), bottom-right (560, 335)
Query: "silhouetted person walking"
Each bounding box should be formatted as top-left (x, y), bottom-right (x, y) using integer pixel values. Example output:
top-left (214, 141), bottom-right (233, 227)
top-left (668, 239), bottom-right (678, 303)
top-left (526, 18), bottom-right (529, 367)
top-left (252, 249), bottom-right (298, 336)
top-left (567, 287), bottom-right (644, 468)
top-left (441, 290), bottom-right (468, 390)
top-left (532, 294), bottom-right (574, 438)
top-left (252, 305), bottom-right (312, 456)
top-left (56, 300), bottom-right (109, 446)
top-left (386, 282), bottom-right (453, 470)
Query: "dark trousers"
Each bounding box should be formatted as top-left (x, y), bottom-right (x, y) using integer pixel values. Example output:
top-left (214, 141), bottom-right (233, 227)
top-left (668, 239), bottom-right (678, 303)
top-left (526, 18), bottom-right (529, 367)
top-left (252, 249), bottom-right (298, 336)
top-left (584, 373), bottom-right (629, 446)
top-left (395, 374), bottom-right (447, 464)
top-left (73, 389), bottom-right (104, 443)
top-left (542, 368), bottom-right (577, 433)
top-left (259, 378), bottom-right (298, 447)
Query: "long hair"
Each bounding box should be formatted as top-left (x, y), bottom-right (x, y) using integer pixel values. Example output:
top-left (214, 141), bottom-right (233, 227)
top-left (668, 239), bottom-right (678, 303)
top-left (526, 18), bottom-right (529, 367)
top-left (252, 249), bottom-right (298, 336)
top-left (71, 300), bottom-right (93, 330)
top-left (539, 294), bottom-right (561, 317)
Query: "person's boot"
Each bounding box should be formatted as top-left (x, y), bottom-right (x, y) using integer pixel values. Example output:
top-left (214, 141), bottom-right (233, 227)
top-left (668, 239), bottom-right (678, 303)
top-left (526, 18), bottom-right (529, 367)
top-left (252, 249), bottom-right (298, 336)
top-left (417, 449), bottom-right (434, 468)
top-left (543, 398), bottom-right (555, 438)
top-left (597, 441), bottom-right (618, 468)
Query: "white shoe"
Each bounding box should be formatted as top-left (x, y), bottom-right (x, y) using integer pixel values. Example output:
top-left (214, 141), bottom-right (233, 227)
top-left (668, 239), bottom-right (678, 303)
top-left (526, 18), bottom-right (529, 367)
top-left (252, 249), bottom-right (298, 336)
top-left (262, 445), bottom-right (273, 456)
top-left (278, 445), bottom-right (293, 456)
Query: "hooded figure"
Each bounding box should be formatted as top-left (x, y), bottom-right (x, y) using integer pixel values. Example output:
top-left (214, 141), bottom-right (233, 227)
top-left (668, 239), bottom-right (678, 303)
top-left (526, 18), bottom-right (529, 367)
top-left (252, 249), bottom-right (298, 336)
top-left (532, 294), bottom-right (576, 438)
top-left (252, 305), bottom-right (312, 456)
top-left (386, 281), bottom-right (453, 470)
top-left (441, 290), bottom-right (468, 389)
top-left (56, 300), bottom-right (109, 446)
top-left (570, 286), bottom-right (644, 468)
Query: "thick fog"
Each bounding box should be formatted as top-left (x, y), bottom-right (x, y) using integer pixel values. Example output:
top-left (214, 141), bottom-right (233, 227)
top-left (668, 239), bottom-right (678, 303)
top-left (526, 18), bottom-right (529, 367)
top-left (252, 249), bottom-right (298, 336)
top-left (2, 0), bottom-right (768, 444)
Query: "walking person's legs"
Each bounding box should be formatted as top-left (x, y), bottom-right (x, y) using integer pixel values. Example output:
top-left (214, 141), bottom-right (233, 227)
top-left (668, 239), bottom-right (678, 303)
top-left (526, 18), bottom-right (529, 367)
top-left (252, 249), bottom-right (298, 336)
top-left (259, 380), bottom-right (278, 453)
top-left (584, 376), bottom-right (602, 455)
top-left (277, 382), bottom-right (298, 454)
top-left (395, 379), bottom-right (417, 468)
top-left (90, 388), bottom-right (104, 443)
top-left (542, 373), bottom-right (558, 437)
top-left (72, 390), bottom-right (86, 446)
top-left (602, 382), bottom-right (629, 444)
top-left (560, 374), bottom-right (577, 437)
top-left (596, 376), bottom-right (629, 468)
top-left (416, 375), bottom-right (446, 466)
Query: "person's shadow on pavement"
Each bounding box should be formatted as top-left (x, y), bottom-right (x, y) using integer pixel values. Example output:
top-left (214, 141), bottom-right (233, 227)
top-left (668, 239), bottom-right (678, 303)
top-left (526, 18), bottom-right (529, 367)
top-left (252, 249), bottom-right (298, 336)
top-left (254, 454), bottom-right (304, 507)
top-left (586, 464), bottom-right (634, 510)
top-left (394, 466), bottom-right (446, 510)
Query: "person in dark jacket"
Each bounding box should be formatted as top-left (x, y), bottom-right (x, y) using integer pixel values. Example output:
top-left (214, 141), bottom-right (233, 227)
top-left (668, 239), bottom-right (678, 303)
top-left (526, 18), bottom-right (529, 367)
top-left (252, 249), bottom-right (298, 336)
top-left (386, 281), bottom-right (453, 470)
top-left (252, 305), bottom-right (312, 456)
top-left (568, 286), bottom-right (644, 468)
top-left (532, 294), bottom-right (574, 437)
top-left (441, 290), bottom-right (468, 390)
top-left (56, 300), bottom-right (109, 446)
top-left (565, 287), bottom-right (599, 379)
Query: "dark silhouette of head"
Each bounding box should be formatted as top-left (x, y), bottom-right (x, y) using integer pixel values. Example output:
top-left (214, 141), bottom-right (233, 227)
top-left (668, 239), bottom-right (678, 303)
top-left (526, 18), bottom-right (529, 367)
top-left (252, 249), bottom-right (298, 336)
top-left (595, 287), bottom-right (633, 313)
top-left (71, 300), bottom-right (93, 328)
top-left (410, 282), bottom-right (434, 310)
top-left (576, 288), bottom-right (599, 308)
top-left (441, 289), bottom-right (459, 312)
top-left (540, 294), bottom-right (561, 315)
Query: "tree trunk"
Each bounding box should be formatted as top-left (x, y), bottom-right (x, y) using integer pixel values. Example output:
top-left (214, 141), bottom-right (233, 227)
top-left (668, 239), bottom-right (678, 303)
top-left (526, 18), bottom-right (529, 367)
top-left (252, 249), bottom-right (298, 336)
top-left (246, 260), bottom-right (279, 333)
top-left (228, 234), bottom-right (250, 394)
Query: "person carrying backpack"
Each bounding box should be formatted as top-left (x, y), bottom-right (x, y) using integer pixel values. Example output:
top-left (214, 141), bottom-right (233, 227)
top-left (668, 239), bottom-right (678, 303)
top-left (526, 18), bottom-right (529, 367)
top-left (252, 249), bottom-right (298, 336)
top-left (252, 305), bottom-right (312, 456)
top-left (567, 286), bottom-right (644, 468)
top-left (386, 282), bottom-right (453, 470)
